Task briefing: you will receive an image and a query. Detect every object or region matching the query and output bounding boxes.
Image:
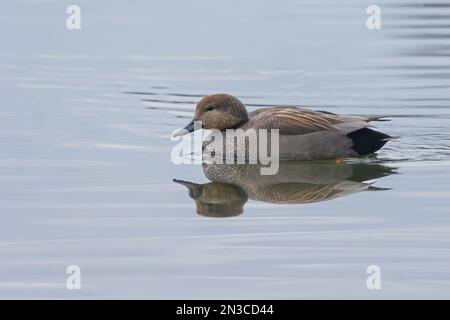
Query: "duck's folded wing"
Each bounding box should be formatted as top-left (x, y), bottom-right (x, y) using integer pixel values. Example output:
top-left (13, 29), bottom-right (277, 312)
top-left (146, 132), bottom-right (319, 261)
top-left (247, 107), bottom-right (374, 135)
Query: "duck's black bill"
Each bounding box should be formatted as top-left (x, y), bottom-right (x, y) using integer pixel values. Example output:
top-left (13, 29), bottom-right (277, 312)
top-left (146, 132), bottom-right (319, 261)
top-left (173, 119), bottom-right (196, 137)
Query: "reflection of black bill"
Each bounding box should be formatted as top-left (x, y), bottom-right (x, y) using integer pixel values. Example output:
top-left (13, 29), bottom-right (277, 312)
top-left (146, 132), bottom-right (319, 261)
top-left (173, 179), bottom-right (203, 199)
top-left (173, 119), bottom-right (195, 137)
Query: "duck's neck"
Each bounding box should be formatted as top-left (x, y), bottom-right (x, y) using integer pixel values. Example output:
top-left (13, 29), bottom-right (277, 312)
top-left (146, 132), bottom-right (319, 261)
top-left (225, 116), bottom-right (249, 131)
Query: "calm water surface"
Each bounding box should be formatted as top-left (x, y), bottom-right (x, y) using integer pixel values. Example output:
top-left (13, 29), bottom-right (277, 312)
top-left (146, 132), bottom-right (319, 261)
top-left (1, 0), bottom-right (450, 298)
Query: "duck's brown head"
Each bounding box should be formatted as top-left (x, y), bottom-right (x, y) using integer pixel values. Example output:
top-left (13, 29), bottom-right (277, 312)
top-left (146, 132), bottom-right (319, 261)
top-left (174, 93), bottom-right (248, 136)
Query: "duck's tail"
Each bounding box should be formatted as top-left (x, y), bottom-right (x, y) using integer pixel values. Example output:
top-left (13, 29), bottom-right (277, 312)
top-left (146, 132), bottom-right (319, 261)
top-left (347, 128), bottom-right (397, 156)
top-left (364, 115), bottom-right (391, 122)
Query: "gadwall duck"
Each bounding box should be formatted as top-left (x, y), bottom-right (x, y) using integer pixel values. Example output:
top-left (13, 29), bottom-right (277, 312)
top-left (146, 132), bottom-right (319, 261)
top-left (175, 93), bottom-right (397, 160)
top-left (174, 162), bottom-right (396, 217)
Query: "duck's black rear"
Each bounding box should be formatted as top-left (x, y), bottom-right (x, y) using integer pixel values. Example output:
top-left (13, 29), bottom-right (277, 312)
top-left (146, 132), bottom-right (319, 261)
top-left (347, 128), bottom-right (391, 156)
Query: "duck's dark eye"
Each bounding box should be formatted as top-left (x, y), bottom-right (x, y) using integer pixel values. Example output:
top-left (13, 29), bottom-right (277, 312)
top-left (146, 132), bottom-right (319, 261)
top-left (205, 105), bottom-right (215, 112)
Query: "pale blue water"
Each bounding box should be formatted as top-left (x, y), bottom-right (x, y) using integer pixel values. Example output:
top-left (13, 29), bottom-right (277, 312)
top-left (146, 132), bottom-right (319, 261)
top-left (1, 0), bottom-right (450, 298)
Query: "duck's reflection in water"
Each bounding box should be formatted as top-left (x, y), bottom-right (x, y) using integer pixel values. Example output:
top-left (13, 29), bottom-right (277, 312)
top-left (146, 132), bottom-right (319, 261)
top-left (174, 162), bottom-right (397, 218)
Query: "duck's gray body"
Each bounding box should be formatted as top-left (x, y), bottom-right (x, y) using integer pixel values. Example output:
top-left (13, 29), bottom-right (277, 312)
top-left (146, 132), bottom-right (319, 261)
top-left (203, 107), bottom-right (391, 161)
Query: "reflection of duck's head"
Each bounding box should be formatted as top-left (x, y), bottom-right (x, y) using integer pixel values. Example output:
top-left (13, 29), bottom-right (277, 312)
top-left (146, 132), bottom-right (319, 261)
top-left (175, 161), bottom-right (396, 217)
top-left (173, 179), bottom-right (247, 218)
